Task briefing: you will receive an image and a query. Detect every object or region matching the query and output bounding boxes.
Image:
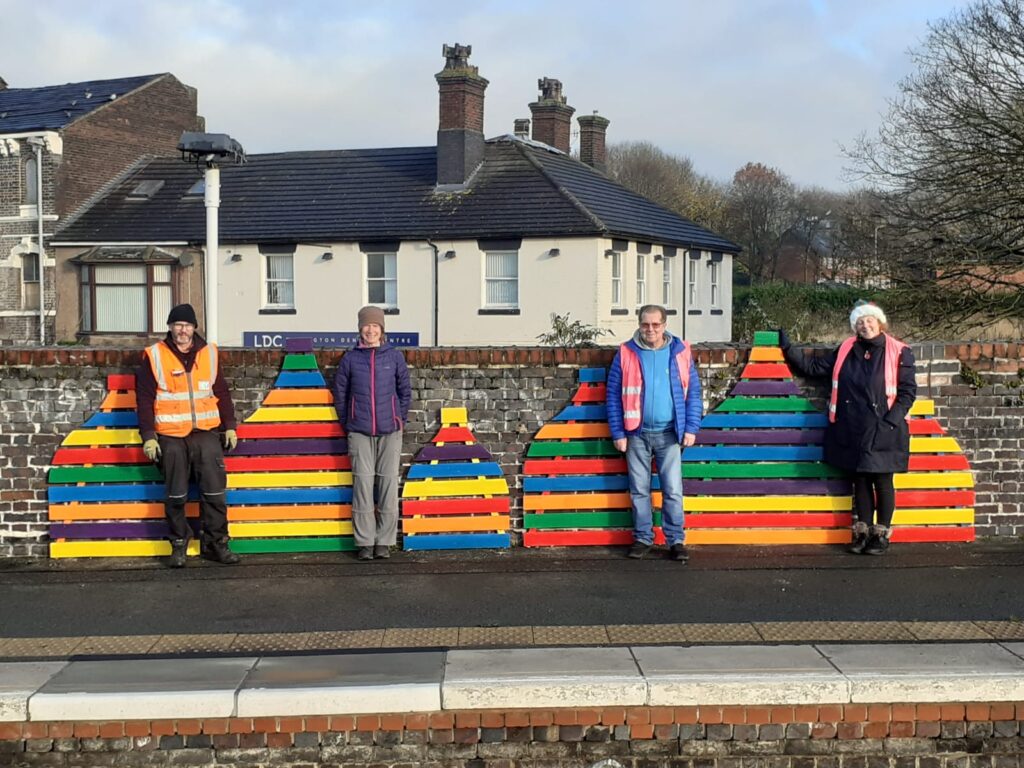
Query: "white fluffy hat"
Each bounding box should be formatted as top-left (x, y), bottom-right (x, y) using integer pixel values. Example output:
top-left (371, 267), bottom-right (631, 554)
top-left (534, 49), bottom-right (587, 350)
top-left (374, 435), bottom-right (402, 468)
top-left (849, 300), bottom-right (887, 330)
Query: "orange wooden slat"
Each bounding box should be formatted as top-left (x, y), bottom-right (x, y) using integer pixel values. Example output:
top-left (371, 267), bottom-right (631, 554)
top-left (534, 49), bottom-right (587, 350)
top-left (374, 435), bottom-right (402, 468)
top-left (99, 391), bottom-right (137, 410)
top-left (228, 505), bottom-right (352, 521)
top-left (49, 503), bottom-right (199, 520)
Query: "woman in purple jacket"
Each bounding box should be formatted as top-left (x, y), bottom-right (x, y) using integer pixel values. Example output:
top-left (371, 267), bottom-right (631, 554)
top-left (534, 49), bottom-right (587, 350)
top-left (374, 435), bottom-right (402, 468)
top-left (333, 306), bottom-right (412, 561)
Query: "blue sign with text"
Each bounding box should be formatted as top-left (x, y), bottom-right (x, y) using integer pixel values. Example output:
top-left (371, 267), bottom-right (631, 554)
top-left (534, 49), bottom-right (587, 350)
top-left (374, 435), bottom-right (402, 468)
top-left (242, 331), bottom-right (420, 349)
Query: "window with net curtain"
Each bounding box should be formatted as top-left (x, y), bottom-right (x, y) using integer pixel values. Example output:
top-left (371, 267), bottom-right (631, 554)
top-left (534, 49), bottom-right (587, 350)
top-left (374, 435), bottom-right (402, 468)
top-left (484, 250), bottom-right (518, 308)
top-left (367, 252), bottom-right (397, 307)
top-left (265, 252), bottom-right (295, 308)
top-left (79, 264), bottom-right (173, 333)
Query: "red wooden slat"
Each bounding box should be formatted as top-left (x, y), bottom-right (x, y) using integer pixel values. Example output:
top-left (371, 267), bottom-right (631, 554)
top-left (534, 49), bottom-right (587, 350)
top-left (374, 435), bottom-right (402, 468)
top-left (523, 458), bottom-right (628, 475)
top-left (572, 385), bottom-right (606, 403)
top-left (890, 526), bottom-right (975, 543)
top-left (432, 427), bottom-right (475, 444)
top-left (895, 490), bottom-right (975, 507)
top-left (909, 420), bottom-right (946, 435)
top-left (402, 497), bottom-right (510, 516)
top-left (224, 455), bottom-right (352, 472)
top-left (907, 454), bottom-right (971, 471)
top-left (739, 363), bottom-right (792, 379)
top-left (524, 529), bottom-right (666, 547)
top-left (51, 447), bottom-right (147, 465)
top-left (688, 513), bottom-right (851, 528)
top-left (235, 422), bottom-right (344, 438)
top-left (106, 374), bottom-right (136, 391)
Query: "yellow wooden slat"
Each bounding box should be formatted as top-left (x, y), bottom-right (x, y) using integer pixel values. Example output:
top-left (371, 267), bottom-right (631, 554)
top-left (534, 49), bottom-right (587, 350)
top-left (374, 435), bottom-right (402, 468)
top-left (402, 515), bottom-right (509, 534)
top-left (535, 423), bottom-right (611, 439)
top-left (910, 437), bottom-right (961, 453)
top-left (892, 508), bottom-right (975, 525)
top-left (894, 471), bottom-right (973, 489)
top-left (228, 521), bottom-right (354, 538)
top-left (909, 400), bottom-right (935, 416)
top-left (687, 496), bottom-right (853, 512)
top-left (244, 406), bottom-right (338, 423)
top-left (61, 429), bottom-right (142, 446)
top-left (689, 529), bottom-right (849, 545)
top-left (263, 390), bottom-right (334, 406)
top-left (441, 406), bottom-right (469, 425)
top-left (401, 478), bottom-right (509, 498)
top-left (749, 347), bottom-right (785, 362)
top-left (50, 540), bottom-right (200, 558)
top-left (227, 471), bottom-right (353, 488)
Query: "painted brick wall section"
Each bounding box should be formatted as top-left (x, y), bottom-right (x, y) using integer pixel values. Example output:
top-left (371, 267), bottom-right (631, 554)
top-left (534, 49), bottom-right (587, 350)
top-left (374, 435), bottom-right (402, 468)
top-left (1, 702), bottom-right (1024, 765)
top-left (1, 343), bottom-right (1022, 557)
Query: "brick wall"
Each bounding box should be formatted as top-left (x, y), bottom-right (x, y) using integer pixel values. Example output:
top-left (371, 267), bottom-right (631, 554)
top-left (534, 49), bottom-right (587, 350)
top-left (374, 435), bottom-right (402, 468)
top-left (2, 701), bottom-right (1024, 766)
top-left (1, 343), bottom-right (1021, 558)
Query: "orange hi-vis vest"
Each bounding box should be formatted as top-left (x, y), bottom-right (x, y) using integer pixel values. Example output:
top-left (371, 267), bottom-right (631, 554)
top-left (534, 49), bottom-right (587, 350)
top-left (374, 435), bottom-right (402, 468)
top-left (145, 341), bottom-right (222, 437)
top-left (618, 341), bottom-right (692, 433)
top-left (829, 334), bottom-right (909, 424)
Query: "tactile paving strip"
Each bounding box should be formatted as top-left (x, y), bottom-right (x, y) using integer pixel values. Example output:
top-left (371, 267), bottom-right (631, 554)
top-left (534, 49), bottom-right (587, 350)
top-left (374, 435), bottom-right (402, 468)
top-left (230, 633), bottom-right (312, 652)
top-left (73, 635), bottom-right (163, 656)
top-left (606, 624), bottom-right (688, 644)
top-left (149, 634), bottom-right (239, 654)
top-left (533, 625), bottom-right (611, 645)
top-left (903, 621), bottom-right (993, 641)
top-left (681, 623), bottom-right (763, 643)
top-left (458, 626), bottom-right (535, 646)
top-left (381, 627), bottom-right (459, 648)
top-left (305, 630), bottom-right (384, 650)
top-left (974, 621), bottom-right (1024, 640)
top-left (0, 637), bottom-right (84, 658)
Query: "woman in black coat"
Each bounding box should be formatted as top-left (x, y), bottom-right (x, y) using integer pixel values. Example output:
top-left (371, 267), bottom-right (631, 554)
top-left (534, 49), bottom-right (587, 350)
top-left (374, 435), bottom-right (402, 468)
top-left (780, 301), bottom-right (917, 555)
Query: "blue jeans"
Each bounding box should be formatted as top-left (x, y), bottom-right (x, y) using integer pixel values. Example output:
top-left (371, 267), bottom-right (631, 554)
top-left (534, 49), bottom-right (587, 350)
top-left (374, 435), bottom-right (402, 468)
top-left (625, 430), bottom-right (684, 546)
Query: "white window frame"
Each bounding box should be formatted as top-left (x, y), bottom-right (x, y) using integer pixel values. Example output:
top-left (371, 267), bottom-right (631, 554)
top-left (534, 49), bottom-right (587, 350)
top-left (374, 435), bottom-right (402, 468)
top-left (687, 252), bottom-right (700, 307)
top-left (21, 252), bottom-right (40, 311)
top-left (365, 251), bottom-right (398, 309)
top-left (483, 250), bottom-right (519, 309)
top-left (710, 259), bottom-right (721, 308)
top-left (662, 257), bottom-right (672, 306)
top-left (263, 251), bottom-right (295, 310)
top-left (24, 157), bottom-right (37, 205)
top-left (77, 262), bottom-right (175, 334)
top-left (636, 254), bottom-right (646, 305)
top-left (610, 251), bottom-right (622, 307)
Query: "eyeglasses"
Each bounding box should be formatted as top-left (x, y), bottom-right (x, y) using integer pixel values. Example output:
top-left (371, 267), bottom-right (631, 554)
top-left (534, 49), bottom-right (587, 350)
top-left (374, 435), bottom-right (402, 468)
top-left (170, 323), bottom-right (194, 331)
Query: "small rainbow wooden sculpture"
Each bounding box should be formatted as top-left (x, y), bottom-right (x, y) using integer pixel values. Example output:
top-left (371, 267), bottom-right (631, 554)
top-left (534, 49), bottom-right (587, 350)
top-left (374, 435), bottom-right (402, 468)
top-left (401, 407), bottom-right (510, 550)
top-left (227, 338), bottom-right (354, 553)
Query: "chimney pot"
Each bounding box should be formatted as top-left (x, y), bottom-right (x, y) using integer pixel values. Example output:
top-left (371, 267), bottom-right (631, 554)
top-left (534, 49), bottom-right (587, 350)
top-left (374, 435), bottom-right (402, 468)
top-left (435, 43), bottom-right (489, 186)
top-left (578, 112), bottom-right (611, 172)
top-left (529, 77), bottom-right (575, 153)
top-left (513, 118), bottom-right (530, 139)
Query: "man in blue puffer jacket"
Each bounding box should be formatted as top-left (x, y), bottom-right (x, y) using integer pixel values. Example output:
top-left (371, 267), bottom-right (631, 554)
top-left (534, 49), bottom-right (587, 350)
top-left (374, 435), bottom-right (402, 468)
top-left (333, 306), bottom-right (412, 561)
top-left (606, 305), bottom-right (702, 562)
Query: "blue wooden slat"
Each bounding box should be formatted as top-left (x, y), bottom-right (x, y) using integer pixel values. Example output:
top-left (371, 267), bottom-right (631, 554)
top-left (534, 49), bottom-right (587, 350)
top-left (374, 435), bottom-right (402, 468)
top-left (226, 488), bottom-right (353, 505)
top-left (407, 462), bottom-right (503, 479)
top-left (683, 446), bottom-right (825, 462)
top-left (274, 371), bottom-right (326, 388)
top-left (578, 368), bottom-right (606, 383)
top-left (403, 533), bottom-right (511, 550)
top-left (524, 476), bottom-right (629, 492)
top-left (48, 485), bottom-right (199, 502)
top-left (553, 405), bottom-right (607, 421)
top-left (83, 412), bottom-right (139, 427)
top-left (701, 413), bottom-right (828, 429)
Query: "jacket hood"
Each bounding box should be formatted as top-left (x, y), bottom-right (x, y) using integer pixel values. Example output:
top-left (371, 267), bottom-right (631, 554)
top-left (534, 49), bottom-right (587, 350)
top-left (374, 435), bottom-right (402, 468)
top-left (631, 329), bottom-right (676, 350)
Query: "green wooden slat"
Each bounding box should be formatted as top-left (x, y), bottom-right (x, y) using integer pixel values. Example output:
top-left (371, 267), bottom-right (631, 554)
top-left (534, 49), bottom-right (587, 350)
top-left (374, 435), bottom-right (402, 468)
top-left (282, 354), bottom-right (318, 371)
top-left (229, 537), bottom-right (355, 553)
top-left (753, 331), bottom-right (780, 346)
top-left (48, 465), bottom-right (163, 484)
top-left (716, 397), bottom-right (818, 413)
top-left (524, 511), bottom-right (661, 530)
top-left (683, 462), bottom-right (844, 479)
top-left (527, 440), bottom-right (619, 457)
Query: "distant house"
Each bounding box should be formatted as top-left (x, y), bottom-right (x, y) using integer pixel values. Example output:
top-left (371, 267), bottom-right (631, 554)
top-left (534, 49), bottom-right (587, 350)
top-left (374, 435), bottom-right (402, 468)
top-left (53, 47), bottom-right (739, 347)
top-left (0, 73), bottom-right (204, 344)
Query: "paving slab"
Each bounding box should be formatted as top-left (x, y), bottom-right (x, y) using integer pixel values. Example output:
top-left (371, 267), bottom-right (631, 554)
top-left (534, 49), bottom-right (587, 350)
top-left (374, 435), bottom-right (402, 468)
top-left (443, 646), bottom-right (646, 709)
top-left (634, 644), bottom-right (849, 705)
top-left (28, 657), bottom-right (258, 721)
top-left (818, 642), bottom-right (1024, 702)
top-left (0, 662), bottom-right (67, 721)
top-left (236, 651), bottom-right (445, 716)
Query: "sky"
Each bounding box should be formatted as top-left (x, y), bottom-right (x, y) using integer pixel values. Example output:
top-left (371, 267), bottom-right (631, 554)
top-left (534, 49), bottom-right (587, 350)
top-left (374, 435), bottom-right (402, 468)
top-left (1, 0), bottom-right (966, 190)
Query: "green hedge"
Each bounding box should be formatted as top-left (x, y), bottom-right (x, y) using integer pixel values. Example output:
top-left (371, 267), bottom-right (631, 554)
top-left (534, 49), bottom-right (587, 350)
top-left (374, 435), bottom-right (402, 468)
top-left (733, 283), bottom-right (886, 343)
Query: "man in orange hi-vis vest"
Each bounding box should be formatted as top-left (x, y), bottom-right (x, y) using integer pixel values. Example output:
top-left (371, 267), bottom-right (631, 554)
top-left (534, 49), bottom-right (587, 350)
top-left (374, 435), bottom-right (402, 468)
top-left (135, 303), bottom-right (240, 568)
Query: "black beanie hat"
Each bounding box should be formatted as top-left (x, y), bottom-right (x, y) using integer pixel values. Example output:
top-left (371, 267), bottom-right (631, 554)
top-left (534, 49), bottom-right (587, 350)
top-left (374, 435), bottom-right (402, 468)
top-left (166, 303), bottom-right (198, 326)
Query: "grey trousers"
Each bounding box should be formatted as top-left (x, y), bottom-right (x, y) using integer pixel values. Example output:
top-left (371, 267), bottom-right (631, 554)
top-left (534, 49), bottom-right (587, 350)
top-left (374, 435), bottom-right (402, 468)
top-left (348, 430), bottom-right (402, 547)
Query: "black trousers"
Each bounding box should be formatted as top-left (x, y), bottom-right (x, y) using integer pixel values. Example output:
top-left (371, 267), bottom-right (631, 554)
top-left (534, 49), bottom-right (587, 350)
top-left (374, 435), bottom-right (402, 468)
top-left (852, 472), bottom-right (895, 527)
top-left (157, 430), bottom-right (229, 542)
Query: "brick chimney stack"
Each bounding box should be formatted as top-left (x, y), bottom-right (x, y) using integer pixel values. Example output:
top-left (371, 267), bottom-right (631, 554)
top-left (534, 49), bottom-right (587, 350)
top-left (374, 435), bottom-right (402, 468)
top-left (529, 78), bottom-right (574, 153)
top-left (435, 43), bottom-right (489, 186)
top-left (578, 112), bottom-right (610, 172)
top-left (513, 118), bottom-right (530, 139)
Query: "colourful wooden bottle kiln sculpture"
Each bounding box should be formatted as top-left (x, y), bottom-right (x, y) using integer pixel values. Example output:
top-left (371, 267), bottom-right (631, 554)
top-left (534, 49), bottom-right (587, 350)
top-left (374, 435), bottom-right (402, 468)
top-left (522, 331), bottom-right (974, 546)
top-left (401, 407), bottom-right (511, 550)
top-left (227, 338), bottom-right (354, 553)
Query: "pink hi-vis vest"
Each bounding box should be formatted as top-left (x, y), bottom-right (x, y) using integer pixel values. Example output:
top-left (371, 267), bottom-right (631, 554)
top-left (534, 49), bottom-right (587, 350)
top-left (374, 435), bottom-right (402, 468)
top-left (828, 335), bottom-right (909, 424)
top-left (619, 341), bottom-right (692, 433)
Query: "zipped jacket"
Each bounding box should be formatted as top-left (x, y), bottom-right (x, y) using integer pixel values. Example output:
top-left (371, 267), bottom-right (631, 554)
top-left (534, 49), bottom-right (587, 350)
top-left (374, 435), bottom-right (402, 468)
top-left (333, 340), bottom-right (411, 436)
top-left (829, 335), bottom-right (908, 423)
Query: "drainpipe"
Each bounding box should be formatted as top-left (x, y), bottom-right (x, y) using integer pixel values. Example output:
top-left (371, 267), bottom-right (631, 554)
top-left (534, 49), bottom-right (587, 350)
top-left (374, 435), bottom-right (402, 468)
top-left (26, 137), bottom-right (45, 345)
top-left (427, 240), bottom-right (439, 346)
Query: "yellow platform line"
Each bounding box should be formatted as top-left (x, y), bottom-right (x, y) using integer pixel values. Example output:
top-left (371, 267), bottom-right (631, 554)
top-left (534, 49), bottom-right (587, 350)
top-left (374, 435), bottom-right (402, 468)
top-left (50, 540), bottom-right (200, 559)
top-left (244, 406), bottom-right (338, 423)
top-left (61, 429), bottom-right (141, 446)
top-left (402, 478), bottom-right (510, 498)
top-left (229, 521), bottom-right (354, 538)
top-left (227, 471), bottom-right (353, 488)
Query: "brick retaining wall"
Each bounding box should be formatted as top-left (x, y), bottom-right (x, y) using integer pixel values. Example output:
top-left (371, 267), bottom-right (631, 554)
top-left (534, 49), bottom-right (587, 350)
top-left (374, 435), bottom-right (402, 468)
top-left (2, 343), bottom-right (1022, 557)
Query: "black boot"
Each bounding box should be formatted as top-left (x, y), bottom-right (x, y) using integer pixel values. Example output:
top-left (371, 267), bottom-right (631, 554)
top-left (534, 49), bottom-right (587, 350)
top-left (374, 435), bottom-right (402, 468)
top-left (202, 538), bottom-right (240, 565)
top-left (168, 539), bottom-right (188, 569)
top-left (848, 522), bottom-right (870, 554)
top-left (864, 525), bottom-right (890, 556)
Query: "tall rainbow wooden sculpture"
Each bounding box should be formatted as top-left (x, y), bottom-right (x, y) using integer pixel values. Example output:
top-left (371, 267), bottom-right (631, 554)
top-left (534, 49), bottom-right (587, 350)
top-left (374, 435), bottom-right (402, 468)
top-left (401, 407), bottom-right (511, 550)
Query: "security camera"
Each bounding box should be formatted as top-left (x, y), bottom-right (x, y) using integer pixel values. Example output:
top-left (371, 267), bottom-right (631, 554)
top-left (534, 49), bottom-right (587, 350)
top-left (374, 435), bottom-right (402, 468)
top-left (177, 132), bottom-right (245, 164)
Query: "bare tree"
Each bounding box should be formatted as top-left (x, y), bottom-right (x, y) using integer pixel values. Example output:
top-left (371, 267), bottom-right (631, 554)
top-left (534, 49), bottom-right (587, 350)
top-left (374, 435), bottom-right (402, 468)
top-left (723, 162), bottom-right (796, 282)
top-left (846, 0), bottom-right (1024, 328)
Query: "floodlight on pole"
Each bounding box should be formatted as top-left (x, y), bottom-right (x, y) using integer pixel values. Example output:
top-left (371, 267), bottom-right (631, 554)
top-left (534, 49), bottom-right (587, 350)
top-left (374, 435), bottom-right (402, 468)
top-left (177, 132), bottom-right (246, 344)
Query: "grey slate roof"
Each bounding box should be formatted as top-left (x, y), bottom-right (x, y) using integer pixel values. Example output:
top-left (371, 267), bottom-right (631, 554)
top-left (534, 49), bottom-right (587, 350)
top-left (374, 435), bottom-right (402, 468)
top-left (0, 74), bottom-right (162, 133)
top-left (55, 136), bottom-right (740, 252)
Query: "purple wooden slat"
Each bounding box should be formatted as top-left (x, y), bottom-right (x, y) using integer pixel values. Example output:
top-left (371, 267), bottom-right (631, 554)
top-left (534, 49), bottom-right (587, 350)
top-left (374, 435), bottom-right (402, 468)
top-left (730, 381), bottom-right (802, 396)
top-left (285, 337), bottom-right (313, 352)
top-left (50, 520), bottom-right (200, 540)
top-left (683, 479), bottom-right (851, 495)
top-left (695, 429), bottom-right (825, 445)
top-left (231, 438), bottom-right (348, 456)
top-left (416, 444), bottom-right (493, 461)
